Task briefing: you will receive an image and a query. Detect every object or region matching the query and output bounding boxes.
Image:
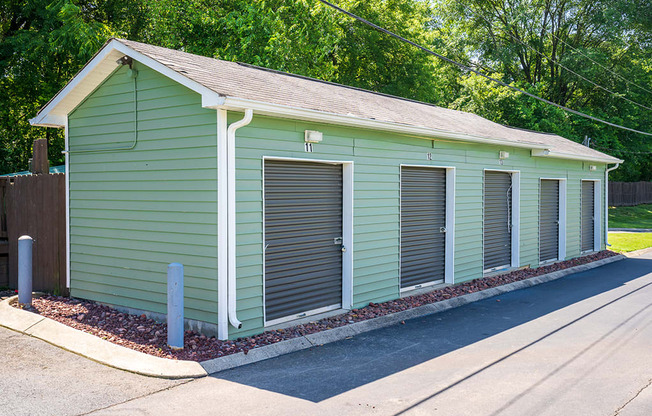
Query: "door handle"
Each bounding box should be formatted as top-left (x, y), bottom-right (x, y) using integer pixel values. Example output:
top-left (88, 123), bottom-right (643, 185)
top-left (340, 245), bottom-right (347, 253)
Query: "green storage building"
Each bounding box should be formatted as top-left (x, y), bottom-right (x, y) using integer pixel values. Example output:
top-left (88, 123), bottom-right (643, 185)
top-left (31, 39), bottom-right (623, 340)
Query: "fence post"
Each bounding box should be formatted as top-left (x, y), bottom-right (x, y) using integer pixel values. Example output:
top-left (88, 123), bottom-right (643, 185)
top-left (31, 139), bottom-right (49, 175)
top-left (167, 263), bottom-right (184, 349)
top-left (18, 236), bottom-right (33, 307)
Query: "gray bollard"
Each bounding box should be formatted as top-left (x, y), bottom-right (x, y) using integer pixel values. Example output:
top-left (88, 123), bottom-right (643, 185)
top-left (167, 263), bottom-right (184, 349)
top-left (18, 236), bottom-right (33, 307)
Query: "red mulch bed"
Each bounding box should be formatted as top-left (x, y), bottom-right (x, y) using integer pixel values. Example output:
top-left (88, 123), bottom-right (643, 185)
top-left (16, 250), bottom-right (617, 362)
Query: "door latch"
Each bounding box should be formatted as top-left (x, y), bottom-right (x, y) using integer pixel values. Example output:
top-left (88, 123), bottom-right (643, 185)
top-left (439, 227), bottom-right (447, 233)
top-left (334, 237), bottom-right (343, 245)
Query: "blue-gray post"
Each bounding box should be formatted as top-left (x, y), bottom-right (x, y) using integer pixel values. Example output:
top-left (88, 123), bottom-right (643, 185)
top-left (18, 235), bottom-right (33, 307)
top-left (167, 263), bottom-right (184, 349)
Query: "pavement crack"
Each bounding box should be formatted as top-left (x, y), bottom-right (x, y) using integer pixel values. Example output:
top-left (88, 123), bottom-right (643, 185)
top-left (22, 317), bottom-right (46, 333)
top-left (76, 378), bottom-right (196, 416)
top-left (302, 334), bottom-right (316, 347)
top-left (613, 378), bottom-right (652, 416)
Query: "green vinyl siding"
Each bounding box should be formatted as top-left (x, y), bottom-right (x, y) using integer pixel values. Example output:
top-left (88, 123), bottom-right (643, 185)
top-left (229, 113), bottom-right (606, 337)
top-left (67, 61), bottom-right (607, 339)
top-left (67, 63), bottom-right (218, 324)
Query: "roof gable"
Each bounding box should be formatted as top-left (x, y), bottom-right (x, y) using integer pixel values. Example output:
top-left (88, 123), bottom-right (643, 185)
top-left (30, 38), bottom-right (622, 164)
top-left (29, 39), bottom-right (224, 128)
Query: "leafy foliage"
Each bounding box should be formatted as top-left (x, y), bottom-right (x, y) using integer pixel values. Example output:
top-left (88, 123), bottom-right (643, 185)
top-left (1, 0), bottom-right (650, 180)
top-left (432, 0), bottom-right (652, 180)
top-left (1, 0), bottom-right (116, 172)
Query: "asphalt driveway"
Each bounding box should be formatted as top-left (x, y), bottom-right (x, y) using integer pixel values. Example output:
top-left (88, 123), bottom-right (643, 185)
top-left (1, 250), bottom-right (651, 416)
top-left (0, 326), bottom-right (188, 416)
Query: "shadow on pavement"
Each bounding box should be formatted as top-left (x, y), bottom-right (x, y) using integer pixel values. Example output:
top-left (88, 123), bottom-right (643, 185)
top-left (212, 256), bottom-right (652, 402)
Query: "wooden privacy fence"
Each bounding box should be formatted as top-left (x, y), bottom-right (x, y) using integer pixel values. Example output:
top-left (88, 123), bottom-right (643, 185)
top-left (0, 181), bottom-right (8, 287)
top-left (0, 173), bottom-right (66, 293)
top-left (609, 181), bottom-right (652, 207)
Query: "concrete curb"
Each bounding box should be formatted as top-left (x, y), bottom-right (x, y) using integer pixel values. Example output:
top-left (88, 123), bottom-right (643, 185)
top-left (623, 246), bottom-right (652, 258)
top-left (0, 254), bottom-right (626, 378)
top-left (0, 298), bottom-right (207, 379)
top-left (201, 253), bottom-right (626, 374)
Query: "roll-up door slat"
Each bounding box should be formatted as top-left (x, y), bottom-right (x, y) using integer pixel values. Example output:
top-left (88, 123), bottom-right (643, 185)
top-left (484, 171), bottom-right (512, 270)
top-left (581, 181), bottom-right (595, 252)
top-left (400, 167), bottom-right (446, 288)
top-left (539, 180), bottom-right (560, 262)
top-left (264, 160), bottom-right (343, 322)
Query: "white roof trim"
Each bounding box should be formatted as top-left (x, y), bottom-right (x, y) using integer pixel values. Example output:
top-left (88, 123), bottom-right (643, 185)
top-left (221, 97), bottom-right (551, 151)
top-left (29, 39), bottom-right (224, 128)
top-left (531, 149), bottom-right (623, 164)
top-left (30, 39), bottom-right (622, 165)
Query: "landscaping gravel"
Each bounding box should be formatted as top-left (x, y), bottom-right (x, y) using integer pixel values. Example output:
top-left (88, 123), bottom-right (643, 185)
top-left (16, 250), bottom-right (617, 362)
top-left (0, 289), bottom-right (17, 300)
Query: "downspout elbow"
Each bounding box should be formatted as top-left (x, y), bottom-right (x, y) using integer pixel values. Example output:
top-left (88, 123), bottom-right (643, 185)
top-left (227, 109), bottom-right (253, 136)
top-left (226, 109), bottom-right (253, 330)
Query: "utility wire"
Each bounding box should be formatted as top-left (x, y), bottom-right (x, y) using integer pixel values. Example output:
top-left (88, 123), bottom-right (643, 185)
top-left (550, 32), bottom-right (652, 96)
top-left (593, 146), bottom-right (652, 155)
top-left (454, 1), bottom-right (652, 112)
top-left (317, 0), bottom-right (652, 137)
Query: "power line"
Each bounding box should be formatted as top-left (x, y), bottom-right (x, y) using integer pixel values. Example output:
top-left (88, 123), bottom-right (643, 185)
top-left (593, 146), bottom-right (652, 155)
top-left (550, 32), bottom-right (652, 96)
top-left (454, 1), bottom-right (652, 112)
top-left (317, 0), bottom-right (652, 137)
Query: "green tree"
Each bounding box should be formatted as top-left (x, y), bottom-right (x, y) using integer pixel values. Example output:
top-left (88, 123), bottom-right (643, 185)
top-left (0, 0), bottom-right (120, 173)
top-left (2, 0), bottom-right (650, 180)
top-left (432, 0), bottom-right (652, 180)
top-left (141, 0), bottom-right (439, 101)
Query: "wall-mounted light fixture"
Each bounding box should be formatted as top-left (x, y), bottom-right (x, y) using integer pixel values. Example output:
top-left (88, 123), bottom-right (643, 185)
top-left (499, 151), bottom-right (510, 159)
top-left (305, 130), bottom-right (323, 143)
top-left (589, 165), bottom-right (597, 171)
top-left (116, 56), bottom-right (133, 67)
top-left (530, 149), bottom-right (551, 157)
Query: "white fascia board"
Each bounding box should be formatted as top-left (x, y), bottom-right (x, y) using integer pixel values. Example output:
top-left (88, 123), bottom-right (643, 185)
top-left (29, 114), bottom-right (67, 128)
top-left (110, 41), bottom-right (224, 108)
top-left (531, 149), bottom-right (623, 164)
top-left (30, 39), bottom-right (223, 128)
top-left (221, 97), bottom-right (550, 151)
top-left (29, 43), bottom-right (122, 127)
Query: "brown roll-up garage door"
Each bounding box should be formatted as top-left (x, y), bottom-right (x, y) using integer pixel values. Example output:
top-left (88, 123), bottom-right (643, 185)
top-left (264, 160), bottom-right (343, 322)
top-left (400, 166), bottom-right (446, 288)
top-left (484, 171), bottom-right (512, 271)
top-left (539, 179), bottom-right (560, 262)
top-left (581, 181), bottom-right (595, 252)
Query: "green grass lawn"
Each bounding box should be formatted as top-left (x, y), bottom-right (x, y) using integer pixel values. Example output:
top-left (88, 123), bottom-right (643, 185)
top-left (608, 204), bottom-right (652, 229)
top-left (608, 232), bottom-right (652, 253)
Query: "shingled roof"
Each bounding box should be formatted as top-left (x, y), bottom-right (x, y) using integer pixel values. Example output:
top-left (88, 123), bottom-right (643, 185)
top-left (32, 38), bottom-right (622, 164)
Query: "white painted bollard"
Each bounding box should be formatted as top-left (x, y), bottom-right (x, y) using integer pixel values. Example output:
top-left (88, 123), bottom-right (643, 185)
top-left (167, 263), bottom-right (184, 349)
top-left (18, 236), bottom-right (33, 307)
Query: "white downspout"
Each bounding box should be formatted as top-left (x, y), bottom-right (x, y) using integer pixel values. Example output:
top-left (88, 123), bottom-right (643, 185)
top-left (64, 116), bottom-right (71, 289)
top-left (227, 109), bottom-right (253, 330)
top-left (216, 109), bottom-right (229, 340)
top-left (605, 163), bottom-right (620, 247)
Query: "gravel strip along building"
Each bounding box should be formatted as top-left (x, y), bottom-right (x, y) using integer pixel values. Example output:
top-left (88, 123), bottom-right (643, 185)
top-left (31, 39), bottom-right (623, 340)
